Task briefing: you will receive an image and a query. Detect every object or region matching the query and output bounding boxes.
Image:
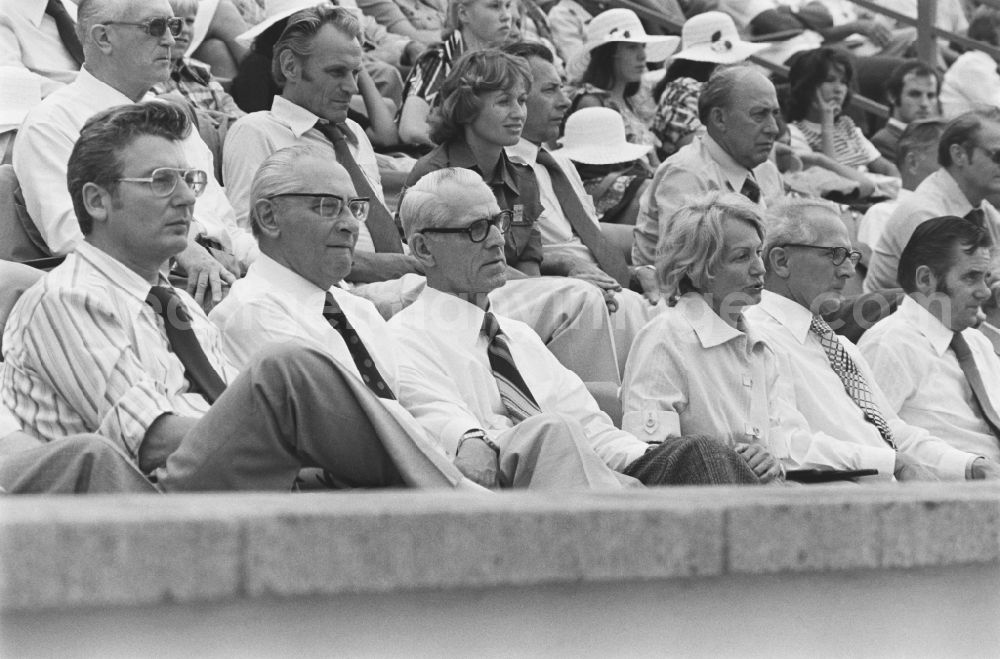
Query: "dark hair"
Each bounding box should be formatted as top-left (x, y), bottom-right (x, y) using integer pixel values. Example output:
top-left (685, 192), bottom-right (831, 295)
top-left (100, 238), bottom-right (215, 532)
top-left (501, 40), bottom-right (554, 63)
top-left (897, 216), bottom-right (993, 293)
top-left (968, 6), bottom-right (1000, 46)
top-left (430, 48), bottom-right (532, 144)
top-left (272, 4), bottom-right (361, 86)
top-left (896, 118), bottom-right (944, 168)
top-left (578, 42), bottom-right (640, 100)
top-left (938, 108), bottom-right (1000, 167)
top-left (785, 46), bottom-right (854, 122)
top-left (885, 60), bottom-right (940, 107)
top-left (653, 58), bottom-right (718, 100)
top-left (68, 102), bottom-right (191, 235)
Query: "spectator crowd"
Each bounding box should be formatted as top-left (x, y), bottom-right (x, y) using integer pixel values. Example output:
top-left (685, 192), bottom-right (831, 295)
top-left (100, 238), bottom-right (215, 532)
top-left (4, 0), bottom-right (1000, 495)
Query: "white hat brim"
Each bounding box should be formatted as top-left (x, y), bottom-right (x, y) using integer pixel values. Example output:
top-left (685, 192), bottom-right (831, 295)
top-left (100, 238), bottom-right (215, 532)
top-left (553, 141), bottom-right (652, 166)
top-left (672, 40), bottom-right (769, 65)
top-left (582, 34), bottom-right (681, 63)
top-left (235, 2), bottom-right (320, 48)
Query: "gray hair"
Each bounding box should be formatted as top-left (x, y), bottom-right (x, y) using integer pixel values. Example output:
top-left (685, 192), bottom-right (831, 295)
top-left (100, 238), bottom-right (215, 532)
top-left (761, 197), bottom-right (841, 271)
top-left (272, 3), bottom-right (361, 86)
top-left (697, 63), bottom-right (759, 125)
top-left (656, 191), bottom-right (764, 300)
top-left (76, 0), bottom-right (130, 45)
top-left (248, 145), bottom-right (337, 237)
top-left (399, 168), bottom-right (491, 239)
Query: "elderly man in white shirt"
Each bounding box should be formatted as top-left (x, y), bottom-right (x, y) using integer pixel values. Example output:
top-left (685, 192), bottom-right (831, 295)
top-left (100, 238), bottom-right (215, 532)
top-left (387, 167), bottom-right (760, 488)
top-left (12, 0), bottom-right (255, 308)
top-left (748, 197), bottom-right (995, 480)
top-left (865, 110), bottom-right (1000, 294)
top-left (633, 65), bottom-right (785, 267)
top-left (860, 216), bottom-right (1000, 468)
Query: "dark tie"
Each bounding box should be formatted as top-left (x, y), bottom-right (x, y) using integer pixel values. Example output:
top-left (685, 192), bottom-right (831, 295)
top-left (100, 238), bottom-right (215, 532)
top-left (145, 286), bottom-right (227, 405)
top-left (45, 0), bottom-right (84, 66)
top-left (740, 174), bottom-right (761, 204)
top-left (482, 311), bottom-right (541, 422)
top-left (316, 122), bottom-right (403, 253)
top-left (965, 207), bottom-right (986, 227)
top-left (810, 316), bottom-right (896, 448)
top-left (535, 148), bottom-right (631, 287)
top-left (950, 331), bottom-right (1000, 439)
top-left (323, 292), bottom-right (396, 400)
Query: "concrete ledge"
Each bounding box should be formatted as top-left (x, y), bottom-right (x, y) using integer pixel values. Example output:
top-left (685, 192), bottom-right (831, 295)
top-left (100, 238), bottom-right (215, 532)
top-left (2, 483), bottom-right (1000, 612)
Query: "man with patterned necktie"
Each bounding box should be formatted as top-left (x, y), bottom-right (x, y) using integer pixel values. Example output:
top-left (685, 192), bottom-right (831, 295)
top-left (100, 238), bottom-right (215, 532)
top-left (1, 102), bottom-right (476, 492)
top-left (860, 216), bottom-right (1000, 475)
top-left (747, 198), bottom-right (998, 481)
top-left (387, 167), bottom-right (760, 489)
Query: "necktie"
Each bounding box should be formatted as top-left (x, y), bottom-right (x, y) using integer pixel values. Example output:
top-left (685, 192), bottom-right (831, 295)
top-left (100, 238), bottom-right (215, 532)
top-left (535, 148), bottom-right (631, 287)
top-left (809, 316), bottom-right (896, 448)
top-left (316, 122), bottom-right (403, 253)
top-left (145, 286), bottom-right (227, 404)
top-left (740, 174), bottom-right (761, 204)
top-left (323, 292), bottom-right (396, 400)
top-left (45, 0), bottom-right (84, 66)
top-left (482, 311), bottom-right (541, 423)
top-left (965, 207), bottom-right (986, 227)
top-left (950, 331), bottom-right (1000, 439)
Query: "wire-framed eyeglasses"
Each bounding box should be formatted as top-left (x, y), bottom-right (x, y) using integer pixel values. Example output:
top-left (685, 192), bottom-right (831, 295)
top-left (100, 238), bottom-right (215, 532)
top-left (265, 193), bottom-right (371, 221)
top-left (116, 168), bottom-right (208, 197)
top-left (780, 243), bottom-right (862, 266)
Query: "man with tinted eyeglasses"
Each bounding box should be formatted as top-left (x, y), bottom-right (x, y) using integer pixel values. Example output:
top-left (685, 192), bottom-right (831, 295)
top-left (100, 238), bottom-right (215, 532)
top-left (746, 198), bottom-right (995, 482)
top-left (866, 109), bottom-right (1000, 295)
top-left (3, 102), bottom-right (478, 493)
top-left (387, 168), bottom-right (761, 489)
top-left (13, 0), bottom-right (256, 309)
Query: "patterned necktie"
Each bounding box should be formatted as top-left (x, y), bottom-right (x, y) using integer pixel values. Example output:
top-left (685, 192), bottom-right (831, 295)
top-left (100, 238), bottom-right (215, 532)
top-left (950, 331), bottom-right (1000, 439)
top-left (965, 207), bottom-right (986, 227)
top-left (145, 286), bottom-right (227, 404)
top-left (45, 0), bottom-right (84, 66)
top-left (535, 148), bottom-right (631, 287)
top-left (315, 122), bottom-right (403, 254)
top-left (740, 174), bottom-right (761, 204)
top-left (809, 316), bottom-right (896, 448)
top-left (323, 293), bottom-right (396, 400)
top-left (482, 311), bottom-right (541, 422)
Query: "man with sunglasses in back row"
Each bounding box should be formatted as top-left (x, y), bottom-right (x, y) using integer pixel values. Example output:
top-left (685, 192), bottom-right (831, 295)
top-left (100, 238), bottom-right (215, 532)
top-left (13, 0), bottom-right (257, 309)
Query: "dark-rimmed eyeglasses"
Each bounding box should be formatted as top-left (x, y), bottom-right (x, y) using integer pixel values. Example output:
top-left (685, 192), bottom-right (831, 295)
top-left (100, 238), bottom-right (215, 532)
top-left (101, 17), bottom-right (183, 37)
top-left (781, 243), bottom-right (862, 266)
top-left (117, 168), bottom-right (208, 197)
top-left (265, 193), bottom-right (370, 221)
top-left (418, 210), bottom-right (512, 243)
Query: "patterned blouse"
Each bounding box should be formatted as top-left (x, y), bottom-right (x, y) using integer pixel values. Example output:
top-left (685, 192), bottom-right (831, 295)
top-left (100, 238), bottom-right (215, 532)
top-left (652, 77), bottom-right (703, 152)
top-left (399, 31), bottom-right (465, 110)
top-left (791, 115), bottom-right (880, 169)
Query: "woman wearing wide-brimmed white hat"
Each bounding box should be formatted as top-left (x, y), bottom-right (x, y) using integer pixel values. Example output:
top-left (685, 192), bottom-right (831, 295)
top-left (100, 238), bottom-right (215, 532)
top-left (651, 11), bottom-right (769, 157)
top-left (566, 8), bottom-right (679, 167)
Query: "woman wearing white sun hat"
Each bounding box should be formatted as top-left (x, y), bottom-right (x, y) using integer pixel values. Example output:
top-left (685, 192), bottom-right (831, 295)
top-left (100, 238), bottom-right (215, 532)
top-left (566, 8), bottom-right (679, 168)
top-left (652, 11), bottom-right (770, 158)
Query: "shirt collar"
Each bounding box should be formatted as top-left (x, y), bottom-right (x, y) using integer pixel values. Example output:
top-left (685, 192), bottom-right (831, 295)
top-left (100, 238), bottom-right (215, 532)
top-left (23, 0), bottom-right (74, 27)
top-left (506, 138), bottom-right (539, 167)
top-left (757, 290), bottom-right (814, 343)
top-left (271, 95), bottom-right (324, 138)
top-left (245, 253), bottom-right (328, 314)
top-left (701, 133), bottom-right (753, 194)
top-left (417, 285), bottom-right (489, 343)
top-left (676, 293), bottom-right (765, 350)
top-left (898, 294), bottom-right (955, 356)
top-left (887, 117), bottom-right (907, 132)
top-left (75, 66), bottom-right (135, 105)
top-left (445, 140), bottom-right (521, 194)
top-left (74, 242), bottom-right (171, 305)
top-left (933, 167), bottom-right (978, 214)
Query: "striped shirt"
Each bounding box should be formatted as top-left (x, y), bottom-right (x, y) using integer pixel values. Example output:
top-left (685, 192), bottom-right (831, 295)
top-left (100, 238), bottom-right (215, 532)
top-left (790, 115), bottom-right (880, 169)
top-left (1, 242), bottom-right (237, 457)
top-left (399, 31), bottom-right (464, 110)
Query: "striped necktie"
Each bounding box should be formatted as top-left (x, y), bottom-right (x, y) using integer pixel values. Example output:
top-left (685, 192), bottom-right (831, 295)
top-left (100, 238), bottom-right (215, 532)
top-left (323, 292), bottom-right (395, 400)
top-left (809, 316), bottom-right (896, 448)
top-left (482, 311), bottom-right (541, 423)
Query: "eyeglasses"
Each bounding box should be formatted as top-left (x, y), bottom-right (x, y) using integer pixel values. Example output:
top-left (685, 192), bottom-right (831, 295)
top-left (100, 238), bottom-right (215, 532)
top-left (101, 17), bottom-right (184, 37)
top-left (418, 210), bottom-right (513, 243)
top-left (265, 193), bottom-right (371, 221)
top-left (781, 243), bottom-right (862, 266)
top-left (976, 145), bottom-right (1000, 166)
top-left (116, 168), bottom-right (208, 197)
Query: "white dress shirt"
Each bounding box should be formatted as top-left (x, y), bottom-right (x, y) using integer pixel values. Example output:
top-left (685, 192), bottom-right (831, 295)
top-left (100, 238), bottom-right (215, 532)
top-left (633, 134), bottom-right (784, 266)
top-left (859, 296), bottom-right (1000, 463)
top-left (941, 50), bottom-right (1000, 119)
top-left (620, 294), bottom-right (818, 464)
top-left (747, 291), bottom-right (974, 478)
top-left (387, 286), bottom-right (649, 469)
top-left (857, 189), bottom-right (912, 251)
top-left (12, 67), bottom-right (257, 264)
top-left (222, 95), bottom-right (380, 255)
top-left (865, 168), bottom-right (1000, 292)
top-left (1, 242), bottom-right (237, 456)
top-left (0, 0), bottom-right (79, 99)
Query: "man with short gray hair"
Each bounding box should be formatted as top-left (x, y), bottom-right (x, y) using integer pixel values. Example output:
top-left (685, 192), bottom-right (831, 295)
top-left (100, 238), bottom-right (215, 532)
top-left (632, 65), bottom-right (785, 266)
top-left (746, 197), bottom-right (997, 481)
